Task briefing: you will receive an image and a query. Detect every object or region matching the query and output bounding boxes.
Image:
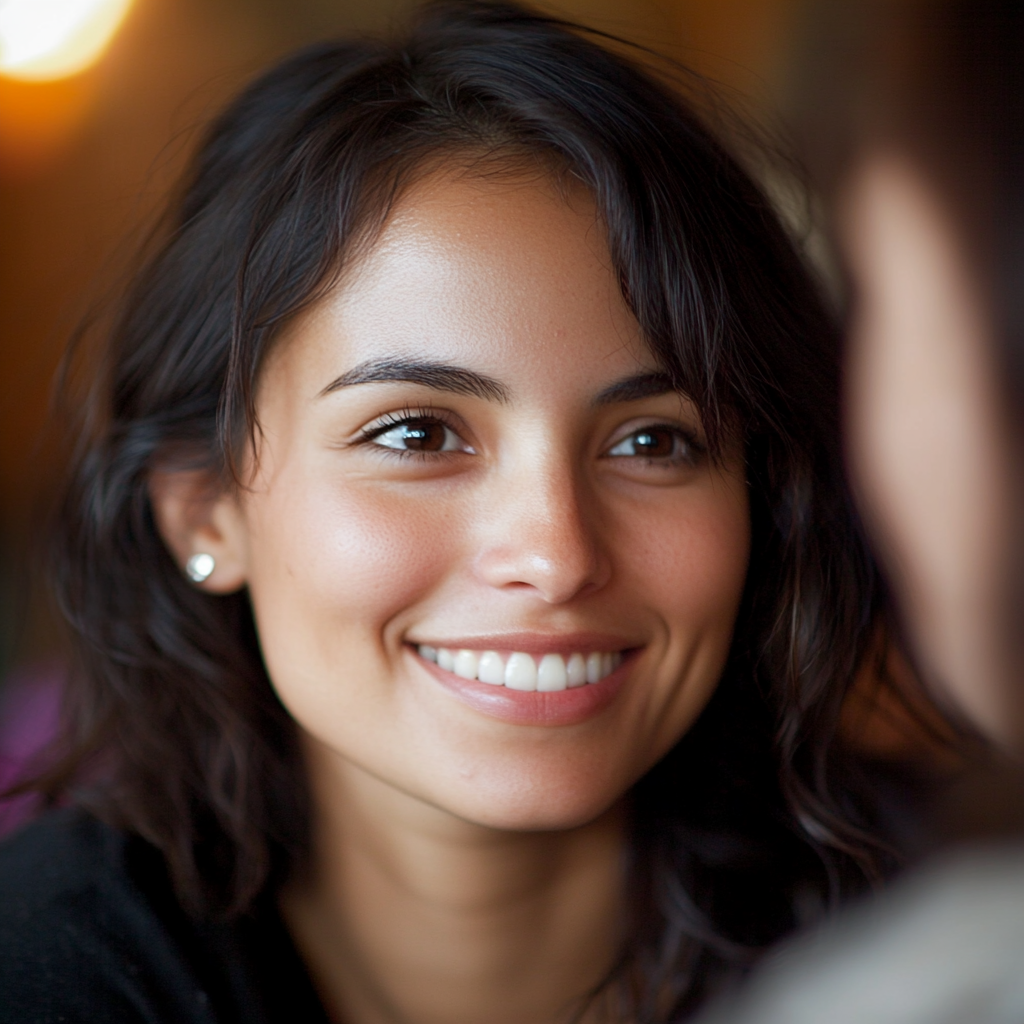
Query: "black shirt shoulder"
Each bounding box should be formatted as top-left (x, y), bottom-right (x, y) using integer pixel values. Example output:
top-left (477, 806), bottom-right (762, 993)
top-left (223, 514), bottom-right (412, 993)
top-left (0, 809), bottom-right (328, 1024)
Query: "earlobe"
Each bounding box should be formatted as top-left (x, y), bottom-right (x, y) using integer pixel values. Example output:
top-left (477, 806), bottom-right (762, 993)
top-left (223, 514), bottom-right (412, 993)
top-left (148, 468), bottom-right (249, 594)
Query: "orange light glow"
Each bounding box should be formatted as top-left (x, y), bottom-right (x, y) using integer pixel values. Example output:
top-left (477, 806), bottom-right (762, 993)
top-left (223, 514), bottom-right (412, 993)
top-left (0, 0), bottom-right (134, 81)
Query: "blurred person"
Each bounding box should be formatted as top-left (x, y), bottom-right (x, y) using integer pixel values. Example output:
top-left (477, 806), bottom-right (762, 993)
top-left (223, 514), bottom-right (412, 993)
top-left (0, 2), bottom-right (915, 1021)
top-left (691, 1), bottom-right (1024, 1021)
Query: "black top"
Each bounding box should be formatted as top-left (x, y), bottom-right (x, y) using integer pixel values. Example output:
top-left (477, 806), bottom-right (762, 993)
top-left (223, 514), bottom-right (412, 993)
top-left (0, 809), bottom-right (330, 1024)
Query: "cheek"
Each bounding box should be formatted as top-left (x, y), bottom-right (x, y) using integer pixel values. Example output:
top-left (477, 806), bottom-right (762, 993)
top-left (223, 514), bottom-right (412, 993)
top-left (243, 468), bottom-right (456, 685)
top-left (620, 473), bottom-right (751, 753)
top-left (624, 476), bottom-right (751, 632)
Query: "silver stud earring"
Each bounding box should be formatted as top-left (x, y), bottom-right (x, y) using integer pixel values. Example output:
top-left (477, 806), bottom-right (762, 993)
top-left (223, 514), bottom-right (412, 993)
top-left (185, 552), bottom-right (216, 583)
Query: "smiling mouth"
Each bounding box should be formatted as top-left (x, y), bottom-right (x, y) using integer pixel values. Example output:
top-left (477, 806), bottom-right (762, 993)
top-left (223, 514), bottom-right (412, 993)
top-left (416, 645), bottom-right (623, 691)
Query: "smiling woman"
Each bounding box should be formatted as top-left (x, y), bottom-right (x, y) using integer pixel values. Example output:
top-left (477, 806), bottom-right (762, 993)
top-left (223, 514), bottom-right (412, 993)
top-left (0, 2), bottom-right (891, 1022)
top-left (162, 172), bottom-right (751, 843)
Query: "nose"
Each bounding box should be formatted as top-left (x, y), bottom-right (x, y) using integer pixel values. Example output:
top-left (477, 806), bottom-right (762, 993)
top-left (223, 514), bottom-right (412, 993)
top-left (472, 456), bottom-right (610, 604)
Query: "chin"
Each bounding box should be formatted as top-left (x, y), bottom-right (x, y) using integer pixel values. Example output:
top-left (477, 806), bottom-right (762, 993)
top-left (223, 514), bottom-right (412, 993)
top-left (460, 801), bottom-right (620, 834)
top-left (436, 768), bottom-right (629, 833)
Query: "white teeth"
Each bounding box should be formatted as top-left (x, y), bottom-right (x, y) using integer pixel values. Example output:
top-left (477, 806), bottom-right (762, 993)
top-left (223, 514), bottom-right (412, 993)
top-left (453, 649), bottom-right (479, 679)
top-left (537, 653), bottom-right (568, 692)
top-left (566, 653), bottom-right (587, 688)
top-left (504, 652), bottom-right (538, 691)
top-left (417, 645), bottom-right (625, 690)
top-left (478, 650), bottom-right (505, 685)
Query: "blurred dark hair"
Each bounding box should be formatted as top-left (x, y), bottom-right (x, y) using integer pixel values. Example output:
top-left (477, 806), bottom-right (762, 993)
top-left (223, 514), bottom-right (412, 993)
top-left (39, 1), bottom-right (890, 1018)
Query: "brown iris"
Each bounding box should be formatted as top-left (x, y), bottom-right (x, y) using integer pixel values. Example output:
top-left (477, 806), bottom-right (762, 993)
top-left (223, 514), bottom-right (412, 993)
top-left (630, 427), bottom-right (676, 457)
top-left (395, 418), bottom-right (449, 452)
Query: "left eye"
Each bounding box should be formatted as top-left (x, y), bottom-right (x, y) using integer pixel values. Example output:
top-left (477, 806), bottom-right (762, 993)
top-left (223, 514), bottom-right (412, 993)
top-left (607, 426), bottom-right (696, 461)
top-left (371, 418), bottom-right (470, 453)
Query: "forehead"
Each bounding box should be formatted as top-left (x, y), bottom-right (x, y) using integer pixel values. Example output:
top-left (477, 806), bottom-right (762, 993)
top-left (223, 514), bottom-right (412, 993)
top-left (271, 169), bottom-right (655, 399)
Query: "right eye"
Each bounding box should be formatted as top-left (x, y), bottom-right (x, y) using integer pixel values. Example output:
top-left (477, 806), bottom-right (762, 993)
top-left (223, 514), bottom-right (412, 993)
top-left (368, 417), bottom-right (473, 454)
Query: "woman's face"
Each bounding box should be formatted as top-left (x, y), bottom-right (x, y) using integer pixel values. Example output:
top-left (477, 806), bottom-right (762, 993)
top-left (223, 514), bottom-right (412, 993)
top-left (218, 171), bottom-right (750, 830)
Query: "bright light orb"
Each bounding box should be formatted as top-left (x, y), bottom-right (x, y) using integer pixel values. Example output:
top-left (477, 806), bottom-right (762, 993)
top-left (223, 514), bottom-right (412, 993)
top-left (0, 0), bottom-right (134, 81)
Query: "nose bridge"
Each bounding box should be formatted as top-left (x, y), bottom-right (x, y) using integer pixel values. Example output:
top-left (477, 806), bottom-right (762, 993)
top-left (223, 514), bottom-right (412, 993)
top-left (473, 440), bottom-right (607, 602)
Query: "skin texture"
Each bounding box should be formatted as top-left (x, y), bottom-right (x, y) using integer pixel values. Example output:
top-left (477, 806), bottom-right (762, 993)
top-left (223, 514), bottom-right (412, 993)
top-left (842, 155), bottom-right (1018, 747)
top-left (152, 171), bottom-right (750, 1023)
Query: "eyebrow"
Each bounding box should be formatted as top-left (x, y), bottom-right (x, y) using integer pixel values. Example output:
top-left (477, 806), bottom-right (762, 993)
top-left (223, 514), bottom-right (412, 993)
top-left (318, 359), bottom-right (677, 407)
top-left (592, 372), bottom-right (676, 406)
top-left (318, 358), bottom-right (510, 402)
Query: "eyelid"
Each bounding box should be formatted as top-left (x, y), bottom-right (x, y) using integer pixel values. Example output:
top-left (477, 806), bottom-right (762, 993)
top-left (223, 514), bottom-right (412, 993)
top-left (602, 418), bottom-right (706, 455)
top-left (354, 405), bottom-right (464, 441)
top-left (353, 405), bottom-right (476, 456)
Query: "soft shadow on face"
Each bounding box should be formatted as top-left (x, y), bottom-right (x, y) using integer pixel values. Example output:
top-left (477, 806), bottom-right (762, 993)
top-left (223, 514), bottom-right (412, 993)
top-left (842, 155), bottom-right (1017, 745)
top-left (222, 170), bottom-right (751, 831)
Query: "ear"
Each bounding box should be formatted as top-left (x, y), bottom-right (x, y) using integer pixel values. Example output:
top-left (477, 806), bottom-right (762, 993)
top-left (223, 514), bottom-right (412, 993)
top-left (149, 468), bottom-right (248, 594)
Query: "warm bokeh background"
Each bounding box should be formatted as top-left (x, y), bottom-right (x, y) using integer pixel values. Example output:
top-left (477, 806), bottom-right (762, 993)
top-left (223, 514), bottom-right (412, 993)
top-left (0, 0), bottom-right (803, 678)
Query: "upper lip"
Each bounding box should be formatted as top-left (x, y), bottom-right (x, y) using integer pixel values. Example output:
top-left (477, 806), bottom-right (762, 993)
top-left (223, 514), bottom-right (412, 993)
top-left (406, 631), bottom-right (638, 656)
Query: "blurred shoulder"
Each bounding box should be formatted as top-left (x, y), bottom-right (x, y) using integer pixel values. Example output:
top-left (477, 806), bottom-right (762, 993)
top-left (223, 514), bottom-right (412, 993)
top-left (696, 843), bottom-right (1024, 1024)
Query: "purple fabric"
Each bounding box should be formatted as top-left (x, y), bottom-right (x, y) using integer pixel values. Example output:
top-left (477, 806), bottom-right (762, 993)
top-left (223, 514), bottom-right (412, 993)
top-left (0, 662), bottom-right (63, 838)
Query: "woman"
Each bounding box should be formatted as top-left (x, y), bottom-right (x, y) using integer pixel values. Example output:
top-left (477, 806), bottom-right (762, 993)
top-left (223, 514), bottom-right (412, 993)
top-left (0, 2), bottom-right (891, 1021)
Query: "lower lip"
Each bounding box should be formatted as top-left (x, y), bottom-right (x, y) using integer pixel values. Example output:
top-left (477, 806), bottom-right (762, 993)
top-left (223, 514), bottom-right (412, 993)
top-left (412, 648), bottom-right (634, 726)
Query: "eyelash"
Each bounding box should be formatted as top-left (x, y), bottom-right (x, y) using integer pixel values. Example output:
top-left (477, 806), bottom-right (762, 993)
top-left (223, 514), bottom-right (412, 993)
top-left (356, 407), bottom-right (467, 459)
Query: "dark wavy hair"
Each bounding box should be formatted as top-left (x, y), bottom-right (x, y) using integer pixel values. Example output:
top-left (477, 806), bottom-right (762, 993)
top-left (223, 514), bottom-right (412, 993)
top-left (38, 1), bottom-right (889, 1018)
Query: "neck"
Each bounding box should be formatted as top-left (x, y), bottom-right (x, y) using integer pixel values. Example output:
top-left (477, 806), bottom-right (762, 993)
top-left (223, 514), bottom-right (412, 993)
top-left (281, 737), bottom-right (627, 1024)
